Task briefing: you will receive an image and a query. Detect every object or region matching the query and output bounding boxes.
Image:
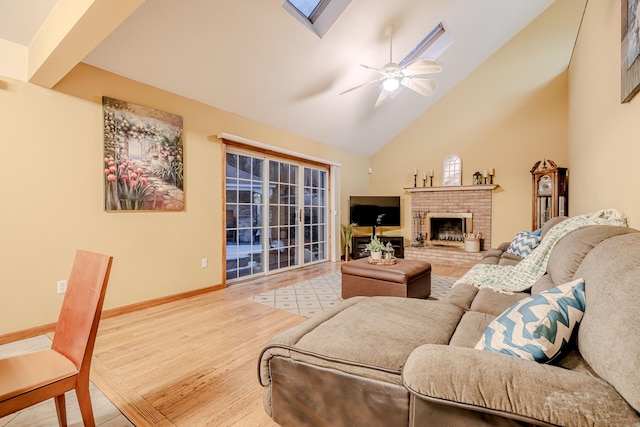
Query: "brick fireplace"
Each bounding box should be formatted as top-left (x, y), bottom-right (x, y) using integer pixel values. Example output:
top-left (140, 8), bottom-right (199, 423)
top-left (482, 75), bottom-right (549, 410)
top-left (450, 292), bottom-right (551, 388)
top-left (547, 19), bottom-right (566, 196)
top-left (404, 185), bottom-right (497, 266)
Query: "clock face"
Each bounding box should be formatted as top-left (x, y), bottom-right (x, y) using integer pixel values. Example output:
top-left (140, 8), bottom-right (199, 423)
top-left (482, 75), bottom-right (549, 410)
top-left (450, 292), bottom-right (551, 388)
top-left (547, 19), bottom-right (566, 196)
top-left (538, 175), bottom-right (552, 195)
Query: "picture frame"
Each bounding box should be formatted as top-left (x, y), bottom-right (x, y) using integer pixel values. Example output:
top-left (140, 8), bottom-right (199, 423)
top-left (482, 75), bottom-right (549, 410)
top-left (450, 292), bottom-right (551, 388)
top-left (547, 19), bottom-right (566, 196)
top-left (622, 0), bottom-right (640, 103)
top-left (103, 97), bottom-right (184, 211)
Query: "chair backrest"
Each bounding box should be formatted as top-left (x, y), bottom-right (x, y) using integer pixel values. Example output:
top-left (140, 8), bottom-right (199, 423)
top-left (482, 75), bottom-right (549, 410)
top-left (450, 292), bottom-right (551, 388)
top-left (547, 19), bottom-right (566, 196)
top-left (51, 250), bottom-right (113, 373)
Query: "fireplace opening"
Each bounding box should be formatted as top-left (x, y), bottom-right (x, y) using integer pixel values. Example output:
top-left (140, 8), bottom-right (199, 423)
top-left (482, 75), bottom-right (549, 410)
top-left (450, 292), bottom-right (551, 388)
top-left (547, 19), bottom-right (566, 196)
top-left (427, 213), bottom-right (472, 248)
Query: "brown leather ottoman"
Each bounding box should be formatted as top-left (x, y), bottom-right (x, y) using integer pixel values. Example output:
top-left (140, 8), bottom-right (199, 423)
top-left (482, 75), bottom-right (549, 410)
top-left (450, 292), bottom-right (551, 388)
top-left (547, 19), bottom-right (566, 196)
top-left (341, 258), bottom-right (431, 299)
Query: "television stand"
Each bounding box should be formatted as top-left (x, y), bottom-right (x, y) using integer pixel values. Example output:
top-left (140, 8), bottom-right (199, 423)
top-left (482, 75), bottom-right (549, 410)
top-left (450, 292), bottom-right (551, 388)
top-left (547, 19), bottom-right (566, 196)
top-left (352, 236), bottom-right (404, 260)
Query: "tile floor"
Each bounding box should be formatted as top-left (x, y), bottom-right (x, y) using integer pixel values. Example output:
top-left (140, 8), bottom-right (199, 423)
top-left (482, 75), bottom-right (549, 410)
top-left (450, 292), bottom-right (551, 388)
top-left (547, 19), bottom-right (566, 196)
top-left (249, 271), bottom-right (457, 316)
top-left (0, 335), bottom-right (133, 427)
top-left (249, 270), bottom-right (342, 317)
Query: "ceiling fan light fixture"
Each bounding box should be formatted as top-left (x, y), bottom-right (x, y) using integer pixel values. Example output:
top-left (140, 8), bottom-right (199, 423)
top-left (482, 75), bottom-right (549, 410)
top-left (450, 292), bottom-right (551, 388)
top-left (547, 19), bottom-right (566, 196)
top-left (382, 77), bottom-right (400, 92)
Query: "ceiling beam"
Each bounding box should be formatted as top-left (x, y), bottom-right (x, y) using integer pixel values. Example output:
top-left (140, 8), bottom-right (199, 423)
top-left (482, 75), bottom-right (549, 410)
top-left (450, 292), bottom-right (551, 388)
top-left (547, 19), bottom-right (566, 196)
top-left (28, 0), bottom-right (145, 88)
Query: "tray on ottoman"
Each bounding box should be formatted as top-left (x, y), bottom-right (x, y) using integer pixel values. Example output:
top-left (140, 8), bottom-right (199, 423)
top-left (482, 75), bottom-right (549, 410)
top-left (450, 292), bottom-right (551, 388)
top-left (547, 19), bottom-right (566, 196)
top-left (341, 258), bottom-right (431, 299)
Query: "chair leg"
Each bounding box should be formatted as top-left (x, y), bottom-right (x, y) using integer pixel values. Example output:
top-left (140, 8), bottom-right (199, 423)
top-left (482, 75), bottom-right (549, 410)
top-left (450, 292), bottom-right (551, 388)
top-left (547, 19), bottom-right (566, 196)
top-left (76, 385), bottom-right (96, 427)
top-left (54, 394), bottom-right (67, 427)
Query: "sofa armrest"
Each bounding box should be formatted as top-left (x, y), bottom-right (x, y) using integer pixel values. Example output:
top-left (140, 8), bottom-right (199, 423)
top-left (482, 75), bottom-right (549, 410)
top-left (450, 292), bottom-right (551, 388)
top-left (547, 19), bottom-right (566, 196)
top-left (402, 345), bottom-right (640, 426)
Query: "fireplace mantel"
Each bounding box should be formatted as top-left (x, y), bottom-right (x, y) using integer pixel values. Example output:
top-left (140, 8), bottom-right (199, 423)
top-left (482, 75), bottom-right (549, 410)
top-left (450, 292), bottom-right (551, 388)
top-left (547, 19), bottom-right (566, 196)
top-left (404, 184), bottom-right (498, 193)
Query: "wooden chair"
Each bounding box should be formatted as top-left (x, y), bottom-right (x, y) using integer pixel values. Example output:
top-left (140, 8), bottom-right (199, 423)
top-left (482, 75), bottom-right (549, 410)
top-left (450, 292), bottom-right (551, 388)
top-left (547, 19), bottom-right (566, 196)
top-left (0, 250), bottom-right (113, 427)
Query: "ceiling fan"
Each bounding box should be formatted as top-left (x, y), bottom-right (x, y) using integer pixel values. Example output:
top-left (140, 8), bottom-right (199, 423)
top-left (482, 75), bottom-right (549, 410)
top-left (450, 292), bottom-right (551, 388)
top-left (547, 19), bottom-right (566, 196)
top-left (340, 26), bottom-right (443, 107)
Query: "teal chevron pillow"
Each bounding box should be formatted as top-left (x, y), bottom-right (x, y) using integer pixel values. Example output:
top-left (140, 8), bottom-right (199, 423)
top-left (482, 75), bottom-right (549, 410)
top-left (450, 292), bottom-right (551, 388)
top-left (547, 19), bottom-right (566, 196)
top-left (475, 279), bottom-right (586, 363)
top-left (506, 231), bottom-right (541, 257)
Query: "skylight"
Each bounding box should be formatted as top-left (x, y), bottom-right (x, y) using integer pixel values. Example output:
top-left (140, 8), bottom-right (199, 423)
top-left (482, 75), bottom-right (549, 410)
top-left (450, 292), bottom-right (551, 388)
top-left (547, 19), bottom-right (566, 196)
top-left (283, 0), bottom-right (351, 38)
top-left (400, 22), bottom-right (446, 67)
top-left (287, 0), bottom-right (323, 20)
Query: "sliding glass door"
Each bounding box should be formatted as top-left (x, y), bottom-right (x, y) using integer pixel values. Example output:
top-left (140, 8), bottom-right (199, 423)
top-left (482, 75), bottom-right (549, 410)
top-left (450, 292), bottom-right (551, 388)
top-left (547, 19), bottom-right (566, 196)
top-left (225, 150), bottom-right (328, 282)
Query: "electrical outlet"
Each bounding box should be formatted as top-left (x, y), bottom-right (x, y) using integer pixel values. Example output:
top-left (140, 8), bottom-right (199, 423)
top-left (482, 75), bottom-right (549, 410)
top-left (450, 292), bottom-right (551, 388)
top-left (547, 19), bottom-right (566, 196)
top-left (57, 280), bottom-right (68, 294)
top-left (201, 258), bottom-right (208, 268)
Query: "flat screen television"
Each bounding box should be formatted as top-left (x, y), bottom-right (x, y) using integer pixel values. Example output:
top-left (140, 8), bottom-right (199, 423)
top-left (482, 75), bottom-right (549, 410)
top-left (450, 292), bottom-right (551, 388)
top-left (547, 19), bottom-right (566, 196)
top-left (349, 196), bottom-right (401, 229)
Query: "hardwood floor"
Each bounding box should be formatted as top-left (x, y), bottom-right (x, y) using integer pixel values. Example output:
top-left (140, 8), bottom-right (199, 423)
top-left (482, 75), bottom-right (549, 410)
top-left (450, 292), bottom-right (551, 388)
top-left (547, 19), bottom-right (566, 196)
top-left (91, 262), bottom-right (344, 427)
top-left (2, 261), bottom-right (469, 426)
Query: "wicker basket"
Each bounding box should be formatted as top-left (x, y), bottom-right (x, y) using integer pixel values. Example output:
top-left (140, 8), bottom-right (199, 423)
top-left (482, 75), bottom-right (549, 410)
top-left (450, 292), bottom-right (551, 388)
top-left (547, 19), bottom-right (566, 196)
top-left (464, 239), bottom-right (480, 253)
top-left (368, 256), bottom-right (397, 265)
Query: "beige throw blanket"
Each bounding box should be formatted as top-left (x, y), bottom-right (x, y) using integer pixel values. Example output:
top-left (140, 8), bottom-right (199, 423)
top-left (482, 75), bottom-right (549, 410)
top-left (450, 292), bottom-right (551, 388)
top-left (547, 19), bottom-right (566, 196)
top-left (454, 209), bottom-right (628, 293)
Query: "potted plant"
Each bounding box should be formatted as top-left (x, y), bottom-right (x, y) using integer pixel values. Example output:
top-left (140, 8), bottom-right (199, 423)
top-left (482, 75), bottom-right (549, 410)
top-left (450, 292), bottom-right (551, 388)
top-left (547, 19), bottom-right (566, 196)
top-left (341, 222), bottom-right (357, 261)
top-left (364, 236), bottom-right (385, 259)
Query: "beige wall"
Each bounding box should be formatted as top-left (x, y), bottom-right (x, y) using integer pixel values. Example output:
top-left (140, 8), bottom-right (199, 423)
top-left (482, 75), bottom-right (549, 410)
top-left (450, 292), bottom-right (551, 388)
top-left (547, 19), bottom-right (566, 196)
top-left (370, 0), bottom-right (576, 245)
top-left (568, 0), bottom-right (640, 226)
top-left (0, 64), bottom-right (369, 335)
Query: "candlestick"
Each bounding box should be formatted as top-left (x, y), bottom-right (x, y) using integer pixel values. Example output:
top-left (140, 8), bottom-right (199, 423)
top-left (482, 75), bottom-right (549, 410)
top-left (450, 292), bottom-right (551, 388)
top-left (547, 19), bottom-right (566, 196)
top-left (414, 174), bottom-right (417, 187)
top-left (489, 168), bottom-right (495, 175)
top-left (482, 169), bottom-right (488, 178)
top-left (429, 176), bottom-right (433, 186)
top-left (422, 178), bottom-right (426, 187)
top-left (429, 170), bottom-right (434, 177)
top-left (414, 168), bottom-right (418, 175)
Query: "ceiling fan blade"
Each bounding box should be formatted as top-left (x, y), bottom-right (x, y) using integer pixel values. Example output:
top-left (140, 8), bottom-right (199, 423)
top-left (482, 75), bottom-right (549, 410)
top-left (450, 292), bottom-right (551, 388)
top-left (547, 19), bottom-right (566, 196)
top-left (401, 77), bottom-right (436, 97)
top-left (360, 64), bottom-right (384, 73)
top-left (374, 89), bottom-right (390, 108)
top-left (402, 58), bottom-right (442, 76)
top-left (339, 78), bottom-right (380, 95)
top-left (402, 73), bottom-right (437, 80)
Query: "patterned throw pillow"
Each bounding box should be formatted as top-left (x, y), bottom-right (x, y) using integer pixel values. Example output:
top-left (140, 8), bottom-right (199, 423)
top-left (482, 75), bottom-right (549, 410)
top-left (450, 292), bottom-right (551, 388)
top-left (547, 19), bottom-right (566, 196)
top-left (506, 231), bottom-right (541, 257)
top-left (475, 279), bottom-right (586, 363)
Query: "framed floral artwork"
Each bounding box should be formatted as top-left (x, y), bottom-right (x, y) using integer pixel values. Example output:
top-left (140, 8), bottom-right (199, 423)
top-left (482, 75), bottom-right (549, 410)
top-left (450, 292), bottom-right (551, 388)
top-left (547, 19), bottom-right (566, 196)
top-left (622, 0), bottom-right (640, 103)
top-left (103, 97), bottom-right (184, 211)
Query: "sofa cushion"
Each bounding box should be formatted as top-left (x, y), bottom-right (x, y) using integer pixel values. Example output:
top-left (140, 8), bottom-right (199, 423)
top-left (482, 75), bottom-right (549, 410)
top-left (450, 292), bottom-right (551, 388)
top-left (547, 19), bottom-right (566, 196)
top-left (468, 288), bottom-right (529, 317)
top-left (448, 311), bottom-right (495, 348)
top-left (443, 283), bottom-right (478, 311)
top-left (475, 279), bottom-right (585, 363)
top-left (478, 243), bottom-right (523, 267)
top-left (530, 274), bottom-right (556, 294)
top-left (544, 225), bottom-right (637, 288)
top-left (260, 296), bottom-right (465, 385)
top-left (575, 232), bottom-right (640, 413)
top-left (506, 231), bottom-right (541, 257)
top-left (539, 216), bottom-right (567, 239)
top-left (497, 252), bottom-right (524, 266)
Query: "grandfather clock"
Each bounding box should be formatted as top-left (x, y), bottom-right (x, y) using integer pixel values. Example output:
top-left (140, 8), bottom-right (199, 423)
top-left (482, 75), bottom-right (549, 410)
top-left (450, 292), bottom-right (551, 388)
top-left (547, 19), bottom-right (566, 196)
top-left (531, 159), bottom-right (568, 230)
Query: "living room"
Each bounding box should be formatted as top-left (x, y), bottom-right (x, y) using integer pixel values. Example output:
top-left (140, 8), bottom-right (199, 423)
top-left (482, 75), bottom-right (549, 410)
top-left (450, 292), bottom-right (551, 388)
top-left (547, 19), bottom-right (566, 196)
top-left (1, 0), bottom-right (640, 425)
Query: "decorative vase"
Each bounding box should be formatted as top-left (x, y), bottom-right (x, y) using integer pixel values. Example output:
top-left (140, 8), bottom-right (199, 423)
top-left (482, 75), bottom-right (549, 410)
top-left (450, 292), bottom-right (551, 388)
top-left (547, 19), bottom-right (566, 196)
top-left (345, 246), bottom-right (350, 261)
top-left (371, 251), bottom-right (382, 260)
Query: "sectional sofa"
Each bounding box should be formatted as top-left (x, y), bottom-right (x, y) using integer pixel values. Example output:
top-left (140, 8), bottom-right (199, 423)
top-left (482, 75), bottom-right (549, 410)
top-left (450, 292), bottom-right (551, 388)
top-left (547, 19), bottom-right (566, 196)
top-left (258, 215), bottom-right (640, 426)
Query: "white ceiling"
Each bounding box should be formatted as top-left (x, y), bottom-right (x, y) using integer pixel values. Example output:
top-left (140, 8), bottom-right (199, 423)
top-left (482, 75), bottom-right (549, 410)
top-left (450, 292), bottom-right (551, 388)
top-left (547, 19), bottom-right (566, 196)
top-left (2, 0), bottom-right (567, 157)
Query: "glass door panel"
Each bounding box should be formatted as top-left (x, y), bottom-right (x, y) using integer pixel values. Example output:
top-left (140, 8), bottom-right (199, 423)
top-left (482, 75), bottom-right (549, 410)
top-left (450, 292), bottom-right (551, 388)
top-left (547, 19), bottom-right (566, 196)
top-left (225, 153), bottom-right (264, 281)
top-left (303, 167), bottom-right (327, 263)
top-left (268, 160), bottom-right (299, 272)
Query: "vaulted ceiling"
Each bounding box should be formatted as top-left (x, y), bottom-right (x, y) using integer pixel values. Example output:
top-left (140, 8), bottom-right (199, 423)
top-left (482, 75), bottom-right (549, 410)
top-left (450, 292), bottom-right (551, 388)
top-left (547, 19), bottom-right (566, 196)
top-left (0, 0), bottom-right (585, 156)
